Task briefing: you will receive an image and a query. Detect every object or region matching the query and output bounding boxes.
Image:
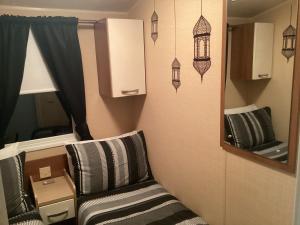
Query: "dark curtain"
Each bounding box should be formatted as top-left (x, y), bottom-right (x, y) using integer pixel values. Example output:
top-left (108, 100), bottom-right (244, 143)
top-left (0, 16), bottom-right (30, 149)
top-left (31, 17), bottom-right (93, 140)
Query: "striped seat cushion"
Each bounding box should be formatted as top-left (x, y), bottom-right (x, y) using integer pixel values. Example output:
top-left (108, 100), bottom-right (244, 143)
top-left (224, 107), bottom-right (276, 149)
top-left (77, 180), bottom-right (207, 225)
top-left (66, 130), bottom-right (151, 196)
top-left (252, 141), bottom-right (288, 163)
top-left (0, 151), bottom-right (34, 218)
top-left (9, 210), bottom-right (44, 225)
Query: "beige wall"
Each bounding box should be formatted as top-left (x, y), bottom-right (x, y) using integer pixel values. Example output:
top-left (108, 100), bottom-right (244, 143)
top-left (0, 2), bottom-right (297, 225)
top-left (129, 0), bottom-right (296, 225)
top-left (0, 5), bottom-right (138, 139)
top-left (129, 0), bottom-right (226, 224)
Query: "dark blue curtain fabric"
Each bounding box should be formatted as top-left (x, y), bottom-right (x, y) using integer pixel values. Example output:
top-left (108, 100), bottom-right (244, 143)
top-left (0, 15), bottom-right (30, 149)
top-left (30, 17), bottom-right (93, 140)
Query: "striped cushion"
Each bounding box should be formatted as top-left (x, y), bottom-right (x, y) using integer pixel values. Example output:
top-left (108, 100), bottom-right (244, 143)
top-left (77, 180), bottom-right (207, 225)
top-left (66, 130), bottom-right (151, 196)
top-left (224, 107), bottom-right (275, 149)
top-left (0, 152), bottom-right (33, 218)
top-left (252, 141), bottom-right (288, 163)
top-left (9, 210), bottom-right (44, 225)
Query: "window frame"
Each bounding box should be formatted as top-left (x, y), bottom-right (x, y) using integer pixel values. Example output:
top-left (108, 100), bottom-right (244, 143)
top-left (4, 28), bottom-right (79, 153)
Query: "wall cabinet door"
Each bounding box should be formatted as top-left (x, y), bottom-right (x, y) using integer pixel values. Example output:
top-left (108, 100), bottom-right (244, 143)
top-left (95, 18), bottom-right (146, 98)
top-left (230, 22), bottom-right (274, 80)
top-left (252, 23), bottom-right (274, 80)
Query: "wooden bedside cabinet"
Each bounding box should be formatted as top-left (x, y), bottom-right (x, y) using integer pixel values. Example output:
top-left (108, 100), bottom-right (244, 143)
top-left (30, 170), bottom-right (76, 225)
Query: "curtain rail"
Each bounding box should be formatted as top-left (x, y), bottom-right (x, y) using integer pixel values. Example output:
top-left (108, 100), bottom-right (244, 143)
top-left (78, 19), bottom-right (98, 25)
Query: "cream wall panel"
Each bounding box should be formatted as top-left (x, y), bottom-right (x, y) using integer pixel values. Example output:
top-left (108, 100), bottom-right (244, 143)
top-left (0, 2), bottom-right (297, 225)
top-left (226, 154), bottom-right (296, 225)
top-left (129, 0), bottom-right (226, 224)
top-left (129, 1), bottom-right (296, 225)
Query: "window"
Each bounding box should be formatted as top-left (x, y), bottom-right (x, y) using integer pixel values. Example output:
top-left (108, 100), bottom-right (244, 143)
top-left (4, 92), bottom-right (73, 144)
top-left (5, 29), bottom-right (77, 152)
top-left (21, 29), bottom-right (58, 94)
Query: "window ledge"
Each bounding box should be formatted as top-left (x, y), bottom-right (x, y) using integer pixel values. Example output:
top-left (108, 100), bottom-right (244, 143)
top-left (9, 134), bottom-right (78, 153)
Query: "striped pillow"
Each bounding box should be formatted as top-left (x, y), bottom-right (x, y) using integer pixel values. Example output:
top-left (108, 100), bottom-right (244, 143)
top-left (0, 151), bottom-right (33, 218)
top-left (224, 107), bottom-right (276, 149)
top-left (66, 130), bottom-right (151, 196)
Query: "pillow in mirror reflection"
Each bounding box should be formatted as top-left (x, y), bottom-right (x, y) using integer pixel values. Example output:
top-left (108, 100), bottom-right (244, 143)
top-left (225, 104), bottom-right (258, 115)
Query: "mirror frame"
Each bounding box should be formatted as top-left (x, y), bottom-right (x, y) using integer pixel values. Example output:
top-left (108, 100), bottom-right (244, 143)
top-left (220, 0), bottom-right (300, 174)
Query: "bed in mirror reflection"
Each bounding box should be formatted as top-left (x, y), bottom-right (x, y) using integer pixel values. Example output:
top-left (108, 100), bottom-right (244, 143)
top-left (221, 0), bottom-right (300, 172)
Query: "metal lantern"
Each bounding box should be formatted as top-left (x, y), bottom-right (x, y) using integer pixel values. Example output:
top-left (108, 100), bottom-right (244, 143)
top-left (282, 1), bottom-right (297, 62)
top-left (172, 58), bottom-right (181, 92)
top-left (151, 11), bottom-right (158, 43)
top-left (193, 15), bottom-right (211, 81)
top-left (282, 25), bottom-right (296, 62)
top-left (171, 0), bottom-right (181, 92)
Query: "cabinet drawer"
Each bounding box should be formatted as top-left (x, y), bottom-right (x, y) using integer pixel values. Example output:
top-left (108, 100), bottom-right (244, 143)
top-left (39, 199), bottom-right (75, 225)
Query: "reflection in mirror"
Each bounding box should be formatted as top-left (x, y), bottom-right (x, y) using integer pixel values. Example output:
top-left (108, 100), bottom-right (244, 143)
top-left (224, 0), bottom-right (298, 164)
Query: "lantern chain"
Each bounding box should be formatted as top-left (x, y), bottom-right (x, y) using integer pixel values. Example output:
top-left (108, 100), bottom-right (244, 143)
top-left (174, 0), bottom-right (177, 57)
top-left (290, 0), bottom-right (293, 25)
top-left (201, 0), bottom-right (203, 16)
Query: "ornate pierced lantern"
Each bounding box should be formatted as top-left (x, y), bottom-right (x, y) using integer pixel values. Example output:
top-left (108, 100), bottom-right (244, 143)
top-left (171, 0), bottom-right (181, 92)
top-left (172, 58), bottom-right (181, 91)
top-left (282, 2), bottom-right (297, 62)
top-left (282, 24), bottom-right (296, 62)
top-left (193, 15), bottom-right (211, 81)
top-left (151, 11), bottom-right (158, 43)
top-left (151, 0), bottom-right (158, 43)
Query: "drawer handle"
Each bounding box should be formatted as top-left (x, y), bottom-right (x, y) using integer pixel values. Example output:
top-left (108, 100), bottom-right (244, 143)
top-left (121, 89), bottom-right (139, 95)
top-left (258, 74), bottom-right (269, 78)
top-left (47, 209), bottom-right (69, 219)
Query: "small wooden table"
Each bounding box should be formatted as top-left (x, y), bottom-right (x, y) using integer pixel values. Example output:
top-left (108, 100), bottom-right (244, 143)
top-left (30, 171), bottom-right (76, 225)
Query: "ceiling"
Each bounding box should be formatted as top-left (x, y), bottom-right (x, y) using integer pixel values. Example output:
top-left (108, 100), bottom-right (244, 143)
top-left (228, 0), bottom-right (288, 17)
top-left (0, 0), bottom-right (139, 11)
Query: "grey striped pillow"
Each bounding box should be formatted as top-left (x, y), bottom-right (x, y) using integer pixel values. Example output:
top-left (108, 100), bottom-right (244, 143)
top-left (0, 151), bottom-right (33, 218)
top-left (224, 107), bottom-right (276, 149)
top-left (66, 130), bottom-right (151, 196)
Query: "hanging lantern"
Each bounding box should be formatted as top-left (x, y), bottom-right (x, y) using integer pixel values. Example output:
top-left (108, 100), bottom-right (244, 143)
top-left (282, 25), bottom-right (296, 62)
top-left (193, 15), bottom-right (212, 81)
top-left (172, 58), bottom-right (181, 92)
top-left (193, 0), bottom-right (212, 81)
top-left (151, 0), bottom-right (158, 43)
top-left (171, 0), bottom-right (181, 92)
top-left (151, 11), bottom-right (158, 43)
top-left (282, 1), bottom-right (297, 62)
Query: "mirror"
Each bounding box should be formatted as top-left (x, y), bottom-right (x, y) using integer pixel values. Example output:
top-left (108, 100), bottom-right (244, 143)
top-left (221, 0), bottom-right (300, 173)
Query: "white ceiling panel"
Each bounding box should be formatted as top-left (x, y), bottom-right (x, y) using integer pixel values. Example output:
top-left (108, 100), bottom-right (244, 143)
top-left (228, 0), bottom-right (288, 17)
top-left (0, 0), bottom-right (138, 12)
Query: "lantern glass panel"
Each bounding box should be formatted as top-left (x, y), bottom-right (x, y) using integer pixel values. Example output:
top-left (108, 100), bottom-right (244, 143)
top-left (193, 15), bottom-right (212, 77)
top-left (151, 11), bottom-right (158, 42)
top-left (172, 58), bottom-right (181, 91)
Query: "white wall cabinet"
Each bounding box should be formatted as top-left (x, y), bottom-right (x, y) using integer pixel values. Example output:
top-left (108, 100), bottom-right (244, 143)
top-left (95, 18), bottom-right (146, 98)
top-left (252, 23), bottom-right (274, 80)
top-left (231, 22), bottom-right (274, 80)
